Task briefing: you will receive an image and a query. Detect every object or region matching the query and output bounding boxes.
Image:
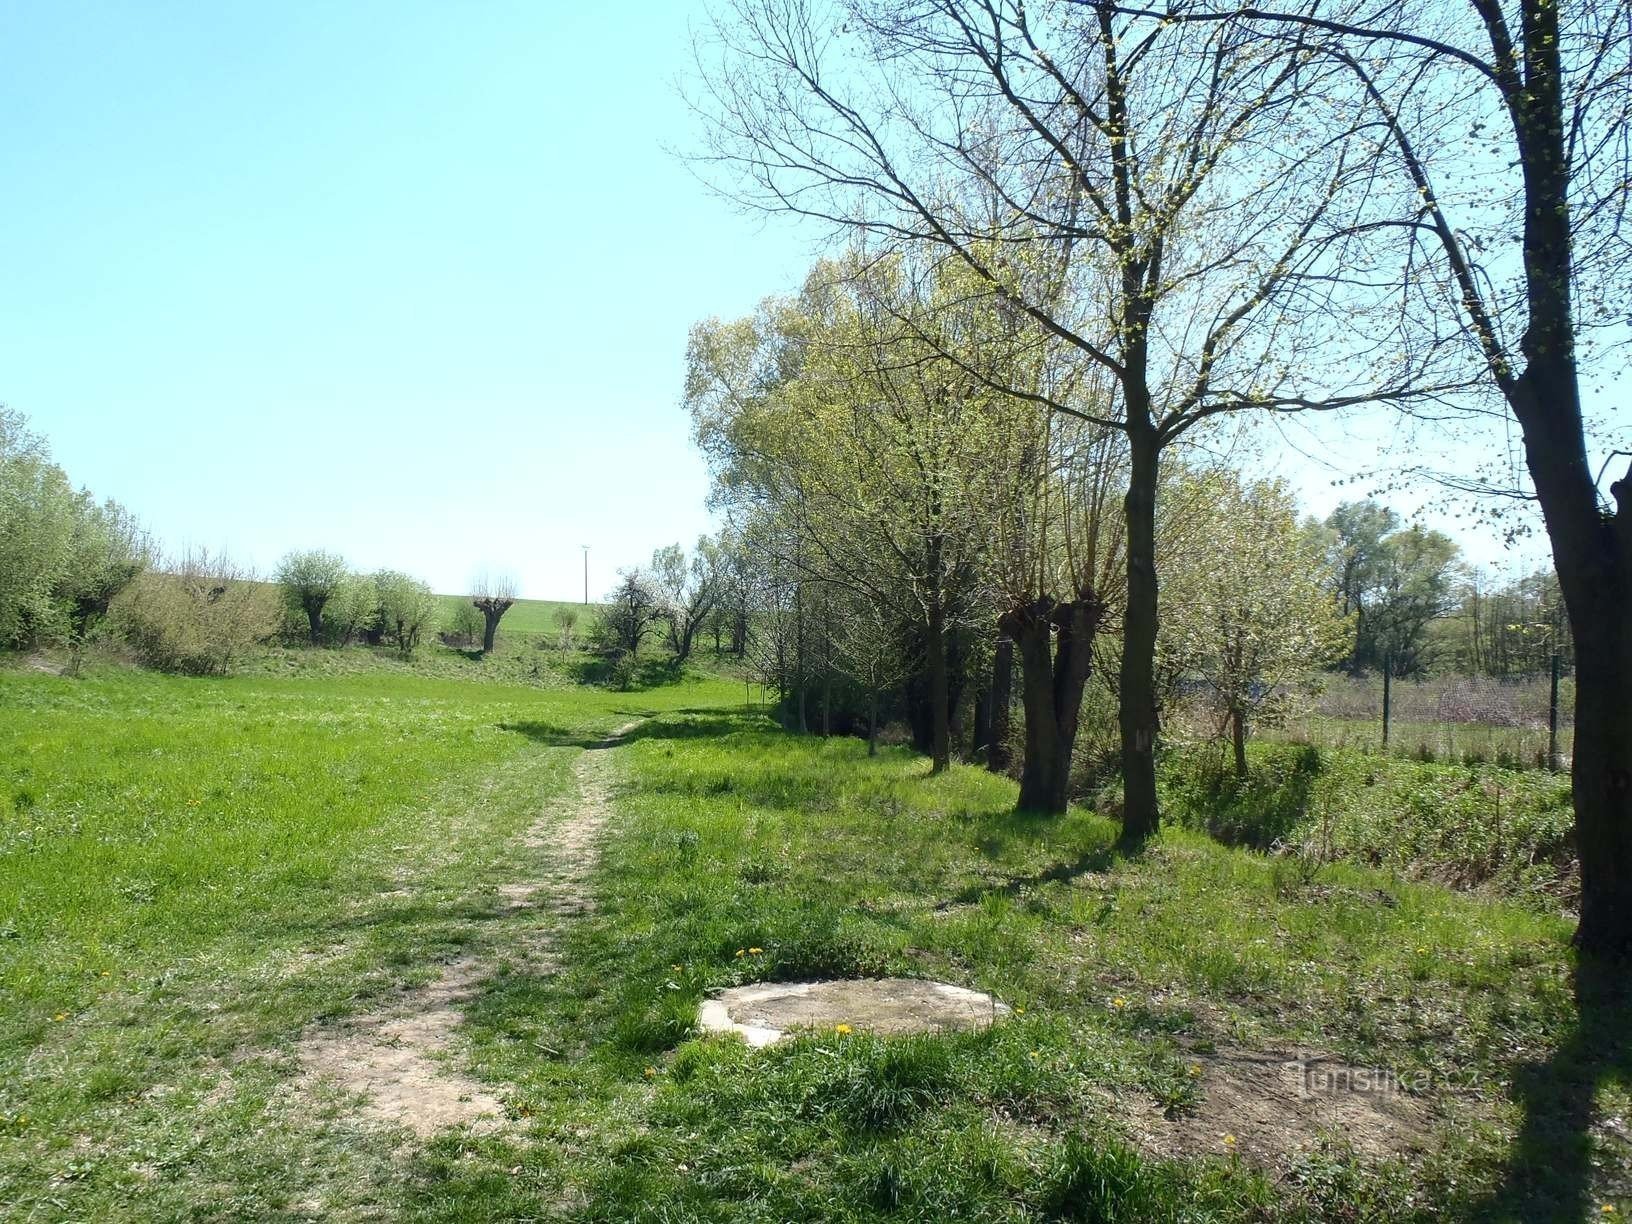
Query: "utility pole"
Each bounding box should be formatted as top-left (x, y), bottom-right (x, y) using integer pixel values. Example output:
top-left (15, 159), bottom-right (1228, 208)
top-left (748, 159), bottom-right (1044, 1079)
top-left (581, 545), bottom-right (589, 606)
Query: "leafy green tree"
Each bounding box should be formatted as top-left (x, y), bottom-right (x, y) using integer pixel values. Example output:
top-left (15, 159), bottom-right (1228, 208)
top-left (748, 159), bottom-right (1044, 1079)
top-left (328, 572), bottom-right (378, 647)
top-left (1165, 476), bottom-right (1349, 777)
top-left (373, 570), bottom-right (436, 656)
top-left (0, 409), bottom-right (146, 650)
top-left (276, 550), bottom-right (349, 645)
top-left (688, 258), bottom-right (1005, 771)
top-left (1323, 502), bottom-right (1459, 675)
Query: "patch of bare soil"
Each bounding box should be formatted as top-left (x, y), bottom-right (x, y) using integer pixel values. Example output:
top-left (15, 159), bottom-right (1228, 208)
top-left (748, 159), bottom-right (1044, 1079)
top-left (1124, 1045), bottom-right (1432, 1167)
top-left (291, 721), bottom-right (638, 1139)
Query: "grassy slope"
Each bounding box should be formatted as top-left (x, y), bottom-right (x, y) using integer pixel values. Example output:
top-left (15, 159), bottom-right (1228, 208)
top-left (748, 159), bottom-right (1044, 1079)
top-left (1, 662), bottom-right (1626, 1220)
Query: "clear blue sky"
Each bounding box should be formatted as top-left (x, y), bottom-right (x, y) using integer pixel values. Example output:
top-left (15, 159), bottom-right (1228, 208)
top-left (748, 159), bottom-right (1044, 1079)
top-left (0, 1), bottom-right (818, 600)
top-left (0, 1), bottom-right (1557, 596)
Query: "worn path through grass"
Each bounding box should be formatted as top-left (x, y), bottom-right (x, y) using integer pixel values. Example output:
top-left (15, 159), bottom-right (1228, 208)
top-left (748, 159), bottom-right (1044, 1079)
top-left (0, 665), bottom-right (737, 1219)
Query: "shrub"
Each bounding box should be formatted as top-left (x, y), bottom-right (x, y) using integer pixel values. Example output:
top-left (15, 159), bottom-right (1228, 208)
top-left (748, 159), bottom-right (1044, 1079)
top-left (608, 651), bottom-right (639, 691)
top-left (1162, 740), bottom-right (1576, 901)
top-left (441, 600), bottom-right (483, 648)
top-left (112, 550), bottom-right (278, 675)
top-left (554, 606), bottom-right (580, 651)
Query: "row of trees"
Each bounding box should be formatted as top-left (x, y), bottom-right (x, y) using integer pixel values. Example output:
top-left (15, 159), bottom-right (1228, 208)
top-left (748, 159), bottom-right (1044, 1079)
top-left (274, 551), bottom-right (524, 656)
top-left (691, 0), bottom-right (1632, 954)
top-left (687, 258), bottom-right (1355, 802)
top-left (601, 536), bottom-right (753, 664)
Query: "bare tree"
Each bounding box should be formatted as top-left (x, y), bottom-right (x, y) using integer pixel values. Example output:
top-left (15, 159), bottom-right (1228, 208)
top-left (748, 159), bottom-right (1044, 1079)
top-left (470, 571), bottom-right (519, 653)
top-left (651, 539), bottom-right (722, 663)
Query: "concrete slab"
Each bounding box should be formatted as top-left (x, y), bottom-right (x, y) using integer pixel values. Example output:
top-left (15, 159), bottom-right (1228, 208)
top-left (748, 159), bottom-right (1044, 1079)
top-left (698, 977), bottom-right (1009, 1047)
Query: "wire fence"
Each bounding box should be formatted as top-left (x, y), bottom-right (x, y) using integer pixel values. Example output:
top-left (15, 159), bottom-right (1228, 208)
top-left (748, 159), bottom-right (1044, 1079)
top-left (1252, 665), bottom-right (1573, 770)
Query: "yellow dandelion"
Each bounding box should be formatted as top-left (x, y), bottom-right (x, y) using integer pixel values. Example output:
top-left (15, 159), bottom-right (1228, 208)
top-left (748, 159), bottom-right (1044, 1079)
top-left (1015, 1006), bottom-right (1025, 1015)
top-left (748, 947), bottom-right (763, 954)
top-left (734, 949), bottom-right (745, 958)
top-left (1189, 1063), bottom-right (1203, 1077)
top-left (835, 1023), bottom-right (853, 1035)
top-left (52, 1012), bottom-right (67, 1022)
top-left (1112, 997), bottom-right (1126, 1009)
top-left (1223, 1134), bottom-right (1237, 1148)
top-left (643, 1066), bottom-right (657, 1079)
top-left (1416, 946), bottom-right (1428, 955)
top-left (1601, 1206), bottom-right (1616, 1216)
top-left (671, 964), bottom-right (683, 972)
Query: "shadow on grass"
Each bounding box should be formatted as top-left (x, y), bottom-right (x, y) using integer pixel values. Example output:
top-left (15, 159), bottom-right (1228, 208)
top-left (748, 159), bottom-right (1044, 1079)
top-left (940, 837), bottom-right (1130, 908)
top-left (496, 713), bottom-right (757, 750)
top-left (1471, 954), bottom-right (1632, 1221)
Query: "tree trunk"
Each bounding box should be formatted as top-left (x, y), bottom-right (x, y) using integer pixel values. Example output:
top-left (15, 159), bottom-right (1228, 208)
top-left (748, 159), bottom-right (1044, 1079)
top-left (1231, 706), bottom-right (1248, 780)
top-left (971, 684), bottom-right (992, 762)
top-left (305, 602), bottom-right (323, 646)
top-left (1495, 9), bottom-right (1632, 952)
top-left (868, 684), bottom-right (879, 757)
top-left (927, 596), bottom-right (951, 773)
top-left (794, 582), bottom-right (808, 733)
top-left (988, 637), bottom-right (1013, 774)
top-left (481, 609), bottom-right (501, 653)
top-left (1010, 605), bottom-right (1058, 810)
top-left (1120, 425), bottom-right (1162, 841)
top-left (1005, 597), bottom-right (1102, 814)
top-left (1516, 376), bottom-right (1632, 956)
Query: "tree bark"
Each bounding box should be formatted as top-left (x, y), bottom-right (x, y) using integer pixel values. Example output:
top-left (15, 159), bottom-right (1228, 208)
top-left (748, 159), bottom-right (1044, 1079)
top-left (988, 637), bottom-right (1013, 774)
top-left (971, 683), bottom-right (992, 762)
top-left (304, 601), bottom-right (323, 646)
top-left (1231, 706), bottom-right (1248, 780)
top-left (868, 684), bottom-right (879, 757)
top-left (1004, 595), bottom-right (1103, 814)
top-left (1119, 425), bottom-right (1162, 841)
top-left (1516, 376), bottom-right (1632, 956)
top-left (927, 595), bottom-right (951, 773)
top-left (1500, 3), bottom-right (1632, 956)
top-left (1010, 605), bottom-right (1058, 810)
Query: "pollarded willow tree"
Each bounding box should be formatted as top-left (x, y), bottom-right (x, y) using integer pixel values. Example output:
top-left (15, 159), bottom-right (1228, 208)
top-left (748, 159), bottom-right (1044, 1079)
top-left (278, 549), bottom-right (349, 646)
top-left (470, 572), bottom-right (519, 653)
top-left (696, 0), bottom-right (1458, 838)
top-left (1136, 0), bottom-right (1632, 954)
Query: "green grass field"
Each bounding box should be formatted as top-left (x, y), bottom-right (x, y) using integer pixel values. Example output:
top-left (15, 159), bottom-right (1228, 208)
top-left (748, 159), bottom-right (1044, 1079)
top-left (434, 595), bottom-right (603, 642)
top-left (1, 658), bottom-right (1626, 1220)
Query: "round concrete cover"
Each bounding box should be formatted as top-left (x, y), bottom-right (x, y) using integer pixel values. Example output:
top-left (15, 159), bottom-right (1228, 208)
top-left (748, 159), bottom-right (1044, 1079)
top-left (698, 977), bottom-right (1009, 1047)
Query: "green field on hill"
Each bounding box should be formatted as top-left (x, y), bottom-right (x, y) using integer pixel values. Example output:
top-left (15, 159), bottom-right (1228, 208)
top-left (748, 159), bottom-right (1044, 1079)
top-left (434, 595), bottom-right (604, 641)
